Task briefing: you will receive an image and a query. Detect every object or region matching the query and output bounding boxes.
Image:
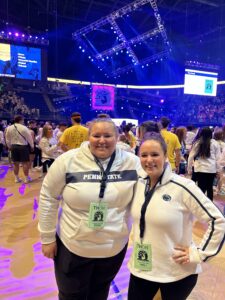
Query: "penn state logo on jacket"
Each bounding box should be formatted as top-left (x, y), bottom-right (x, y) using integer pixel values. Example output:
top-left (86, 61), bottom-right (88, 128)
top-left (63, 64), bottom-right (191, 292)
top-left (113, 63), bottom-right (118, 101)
top-left (162, 194), bottom-right (171, 201)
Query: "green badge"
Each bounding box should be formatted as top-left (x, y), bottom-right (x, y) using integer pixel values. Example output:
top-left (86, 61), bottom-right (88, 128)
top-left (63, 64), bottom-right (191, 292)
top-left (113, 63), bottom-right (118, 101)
top-left (134, 242), bottom-right (152, 271)
top-left (88, 202), bottom-right (107, 229)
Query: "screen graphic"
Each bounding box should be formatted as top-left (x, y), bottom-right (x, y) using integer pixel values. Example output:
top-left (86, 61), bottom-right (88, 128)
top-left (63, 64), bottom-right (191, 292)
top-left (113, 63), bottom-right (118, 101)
top-left (92, 85), bottom-right (115, 111)
top-left (184, 69), bottom-right (218, 97)
top-left (0, 43), bottom-right (41, 80)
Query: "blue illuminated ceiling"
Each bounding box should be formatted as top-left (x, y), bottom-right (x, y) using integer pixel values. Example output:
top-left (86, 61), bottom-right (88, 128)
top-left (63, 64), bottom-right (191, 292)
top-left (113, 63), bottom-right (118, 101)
top-left (72, 1), bottom-right (171, 78)
top-left (0, 0), bottom-right (224, 84)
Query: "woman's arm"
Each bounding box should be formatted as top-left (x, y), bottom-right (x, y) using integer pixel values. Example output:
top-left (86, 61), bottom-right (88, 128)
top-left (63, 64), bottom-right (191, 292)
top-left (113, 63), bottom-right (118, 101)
top-left (38, 155), bottom-right (66, 246)
top-left (39, 138), bottom-right (58, 157)
top-left (182, 180), bottom-right (225, 263)
top-left (187, 143), bottom-right (197, 174)
top-left (214, 141), bottom-right (222, 173)
top-left (219, 147), bottom-right (225, 167)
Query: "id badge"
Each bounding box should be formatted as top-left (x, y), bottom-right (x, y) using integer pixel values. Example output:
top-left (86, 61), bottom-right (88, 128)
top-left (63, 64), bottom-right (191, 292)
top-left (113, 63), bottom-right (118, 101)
top-left (134, 242), bottom-right (152, 271)
top-left (88, 202), bottom-right (107, 229)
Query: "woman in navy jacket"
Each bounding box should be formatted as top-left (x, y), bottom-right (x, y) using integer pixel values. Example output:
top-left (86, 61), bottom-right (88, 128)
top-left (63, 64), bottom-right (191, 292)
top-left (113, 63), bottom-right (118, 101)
top-left (128, 132), bottom-right (225, 300)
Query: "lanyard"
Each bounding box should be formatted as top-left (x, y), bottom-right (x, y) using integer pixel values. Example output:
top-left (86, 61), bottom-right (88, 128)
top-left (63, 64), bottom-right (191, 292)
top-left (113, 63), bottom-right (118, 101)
top-left (139, 171), bottom-right (164, 242)
top-left (94, 151), bottom-right (116, 199)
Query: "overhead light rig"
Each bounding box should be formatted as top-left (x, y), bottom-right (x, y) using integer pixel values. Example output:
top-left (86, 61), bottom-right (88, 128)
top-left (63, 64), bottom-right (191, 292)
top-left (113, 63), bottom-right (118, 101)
top-left (72, 0), bottom-right (152, 39)
top-left (111, 50), bottom-right (169, 77)
top-left (95, 28), bottom-right (160, 59)
top-left (185, 60), bottom-right (220, 71)
top-left (72, 0), bottom-right (171, 77)
top-left (0, 30), bottom-right (49, 46)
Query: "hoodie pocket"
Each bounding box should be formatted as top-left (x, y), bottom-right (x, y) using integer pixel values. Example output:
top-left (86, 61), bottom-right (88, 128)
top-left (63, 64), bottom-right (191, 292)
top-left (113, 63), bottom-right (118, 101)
top-left (72, 219), bottom-right (130, 244)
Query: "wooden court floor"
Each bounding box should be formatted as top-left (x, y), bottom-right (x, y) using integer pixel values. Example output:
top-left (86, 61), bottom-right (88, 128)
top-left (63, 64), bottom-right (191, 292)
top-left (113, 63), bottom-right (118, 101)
top-left (0, 161), bottom-right (225, 300)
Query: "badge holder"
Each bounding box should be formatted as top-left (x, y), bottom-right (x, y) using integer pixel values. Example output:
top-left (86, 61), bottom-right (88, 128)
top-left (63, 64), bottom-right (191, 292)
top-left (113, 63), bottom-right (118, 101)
top-left (134, 242), bottom-right (152, 271)
top-left (88, 202), bottom-right (108, 229)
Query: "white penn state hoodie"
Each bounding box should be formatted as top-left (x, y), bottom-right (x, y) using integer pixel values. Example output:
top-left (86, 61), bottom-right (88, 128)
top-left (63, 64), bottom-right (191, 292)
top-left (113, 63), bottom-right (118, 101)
top-left (38, 141), bottom-right (140, 258)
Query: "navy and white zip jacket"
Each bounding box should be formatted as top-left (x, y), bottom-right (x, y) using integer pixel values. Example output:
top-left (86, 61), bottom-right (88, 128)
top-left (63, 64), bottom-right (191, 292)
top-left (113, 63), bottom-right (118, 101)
top-left (128, 163), bottom-right (225, 283)
top-left (38, 141), bottom-right (140, 258)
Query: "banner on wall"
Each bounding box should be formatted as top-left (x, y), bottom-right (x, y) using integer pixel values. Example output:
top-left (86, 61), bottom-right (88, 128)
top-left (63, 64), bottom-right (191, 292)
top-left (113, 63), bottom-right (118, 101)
top-left (92, 84), bottom-right (115, 111)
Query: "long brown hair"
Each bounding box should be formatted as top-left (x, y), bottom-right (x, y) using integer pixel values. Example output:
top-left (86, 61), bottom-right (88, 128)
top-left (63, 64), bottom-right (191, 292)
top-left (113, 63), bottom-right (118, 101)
top-left (42, 125), bottom-right (52, 138)
top-left (175, 127), bottom-right (187, 144)
top-left (195, 127), bottom-right (212, 158)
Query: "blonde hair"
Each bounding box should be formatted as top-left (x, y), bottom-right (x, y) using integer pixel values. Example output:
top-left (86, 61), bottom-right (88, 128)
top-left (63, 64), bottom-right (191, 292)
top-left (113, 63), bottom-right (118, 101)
top-left (88, 118), bottom-right (119, 137)
top-left (42, 125), bottom-right (52, 138)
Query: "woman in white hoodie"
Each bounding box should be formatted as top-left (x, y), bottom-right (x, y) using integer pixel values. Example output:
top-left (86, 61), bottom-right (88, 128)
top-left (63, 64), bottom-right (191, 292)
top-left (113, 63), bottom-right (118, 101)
top-left (38, 118), bottom-right (140, 300)
top-left (39, 124), bottom-right (61, 174)
top-left (188, 127), bottom-right (221, 200)
top-left (128, 132), bottom-right (225, 300)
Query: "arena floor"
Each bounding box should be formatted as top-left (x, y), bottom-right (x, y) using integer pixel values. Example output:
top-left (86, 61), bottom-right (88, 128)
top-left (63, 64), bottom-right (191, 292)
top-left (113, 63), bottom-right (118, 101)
top-left (0, 161), bottom-right (225, 300)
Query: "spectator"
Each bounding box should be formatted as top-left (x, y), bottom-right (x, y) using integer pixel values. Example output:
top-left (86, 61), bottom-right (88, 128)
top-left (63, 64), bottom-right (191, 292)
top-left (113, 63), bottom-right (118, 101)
top-left (38, 118), bottom-right (140, 299)
top-left (127, 132), bottom-right (225, 300)
top-left (123, 124), bottom-right (137, 150)
top-left (188, 127), bottom-right (222, 200)
top-left (160, 117), bottom-right (181, 173)
top-left (39, 125), bottom-right (61, 174)
top-left (213, 129), bottom-right (225, 153)
top-left (59, 112), bottom-right (88, 151)
top-left (0, 124), bottom-right (4, 160)
top-left (56, 123), bottom-right (68, 142)
top-left (117, 134), bottom-right (134, 153)
top-left (5, 115), bottom-right (34, 183)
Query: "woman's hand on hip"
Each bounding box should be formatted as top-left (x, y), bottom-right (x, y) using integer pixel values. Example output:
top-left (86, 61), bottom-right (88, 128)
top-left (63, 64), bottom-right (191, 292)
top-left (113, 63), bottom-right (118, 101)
top-left (172, 245), bottom-right (190, 265)
top-left (42, 241), bottom-right (57, 259)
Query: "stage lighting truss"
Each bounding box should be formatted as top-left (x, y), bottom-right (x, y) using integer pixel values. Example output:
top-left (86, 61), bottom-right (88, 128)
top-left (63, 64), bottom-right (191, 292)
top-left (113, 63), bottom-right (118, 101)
top-left (185, 60), bottom-right (220, 71)
top-left (109, 19), bottom-right (139, 65)
top-left (95, 28), bottom-right (160, 59)
top-left (111, 50), bottom-right (169, 77)
top-left (0, 30), bottom-right (49, 46)
top-left (72, 0), bottom-right (152, 38)
top-left (72, 0), bottom-right (170, 77)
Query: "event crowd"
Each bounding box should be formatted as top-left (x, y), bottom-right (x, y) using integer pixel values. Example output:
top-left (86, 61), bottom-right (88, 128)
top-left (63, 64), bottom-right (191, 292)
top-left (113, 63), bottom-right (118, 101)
top-left (2, 112), bottom-right (225, 196)
top-left (0, 91), bottom-right (40, 118)
top-left (2, 111), bottom-right (225, 300)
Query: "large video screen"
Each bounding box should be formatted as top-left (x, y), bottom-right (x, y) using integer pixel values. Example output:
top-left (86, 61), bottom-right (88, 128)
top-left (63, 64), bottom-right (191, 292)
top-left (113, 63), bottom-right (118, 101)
top-left (0, 43), bottom-right (42, 80)
top-left (184, 69), bottom-right (218, 96)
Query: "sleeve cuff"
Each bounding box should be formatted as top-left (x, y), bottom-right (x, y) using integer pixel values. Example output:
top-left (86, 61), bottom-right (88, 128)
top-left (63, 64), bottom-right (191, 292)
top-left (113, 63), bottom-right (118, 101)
top-left (38, 226), bottom-right (56, 244)
top-left (189, 246), bottom-right (202, 264)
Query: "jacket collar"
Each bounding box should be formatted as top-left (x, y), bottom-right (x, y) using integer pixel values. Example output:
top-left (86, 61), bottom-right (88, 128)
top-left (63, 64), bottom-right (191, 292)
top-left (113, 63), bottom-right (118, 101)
top-left (139, 162), bottom-right (174, 187)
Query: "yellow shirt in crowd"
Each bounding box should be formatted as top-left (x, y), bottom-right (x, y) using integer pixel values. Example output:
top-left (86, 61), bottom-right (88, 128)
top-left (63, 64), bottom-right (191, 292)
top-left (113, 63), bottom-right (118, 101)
top-left (60, 124), bottom-right (88, 150)
top-left (160, 129), bottom-right (181, 170)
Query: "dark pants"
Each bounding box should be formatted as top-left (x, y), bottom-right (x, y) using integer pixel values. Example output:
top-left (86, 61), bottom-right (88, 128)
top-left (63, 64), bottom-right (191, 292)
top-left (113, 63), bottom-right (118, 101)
top-left (195, 172), bottom-right (216, 200)
top-left (0, 143), bottom-right (3, 160)
top-left (128, 273), bottom-right (198, 300)
top-left (191, 167), bottom-right (197, 183)
top-left (33, 146), bottom-right (42, 167)
top-left (42, 159), bottom-right (54, 173)
top-left (54, 236), bottom-right (127, 300)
